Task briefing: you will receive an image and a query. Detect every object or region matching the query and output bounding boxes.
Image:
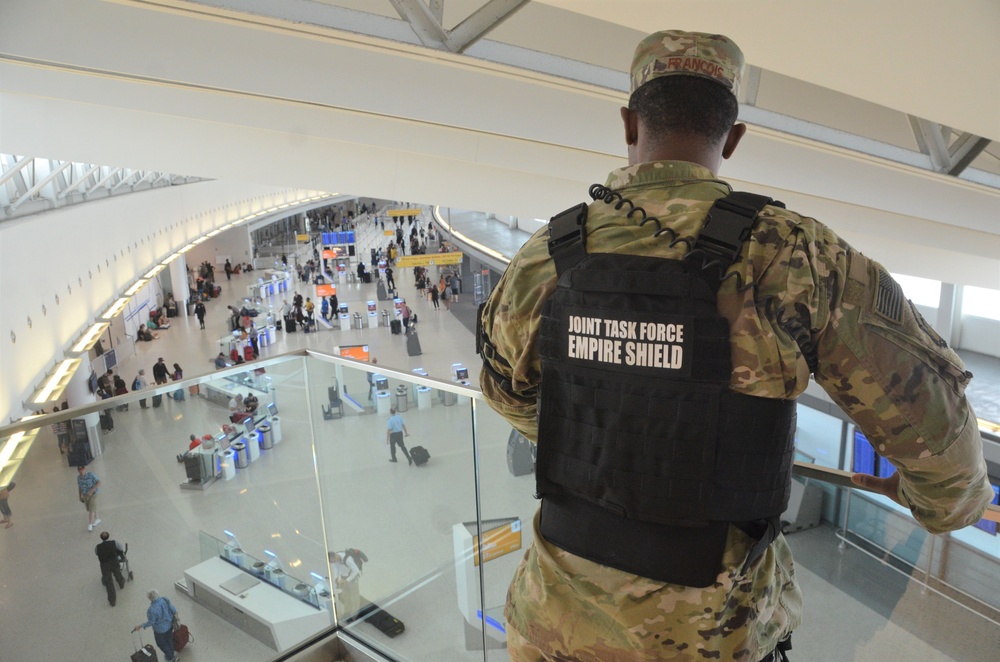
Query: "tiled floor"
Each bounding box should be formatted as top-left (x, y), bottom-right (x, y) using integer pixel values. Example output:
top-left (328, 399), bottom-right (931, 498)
top-left (2, 211), bottom-right (998, 661)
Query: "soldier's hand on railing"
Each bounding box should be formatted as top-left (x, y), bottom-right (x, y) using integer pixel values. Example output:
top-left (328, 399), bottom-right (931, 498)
top-left (850, 471), bottom-right (903, 507)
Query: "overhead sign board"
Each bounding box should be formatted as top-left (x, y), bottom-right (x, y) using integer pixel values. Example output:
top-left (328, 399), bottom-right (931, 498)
top-left (395, 252), bottom-right (464, 268)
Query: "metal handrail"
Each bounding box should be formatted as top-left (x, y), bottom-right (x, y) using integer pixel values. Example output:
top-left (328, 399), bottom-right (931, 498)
top-left (3, 349), bottom-right (998, 525)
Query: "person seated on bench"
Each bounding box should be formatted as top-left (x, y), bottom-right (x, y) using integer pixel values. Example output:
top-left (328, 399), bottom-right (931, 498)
top-left (229, 395), bottom-right (251, 424)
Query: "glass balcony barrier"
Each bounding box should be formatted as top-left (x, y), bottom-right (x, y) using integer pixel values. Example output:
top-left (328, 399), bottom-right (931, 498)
top-left (0, 349), bottom-right (998, 662)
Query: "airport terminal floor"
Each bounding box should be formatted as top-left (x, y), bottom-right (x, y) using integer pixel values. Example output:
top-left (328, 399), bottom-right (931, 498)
top-left (2, 213), bottom-right (999, 661)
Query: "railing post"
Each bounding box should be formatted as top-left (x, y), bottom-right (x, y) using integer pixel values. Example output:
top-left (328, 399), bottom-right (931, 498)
top-left (922, 534), bottom-right (936, 595)
top-left (839, 486), bottom-right (853, 551)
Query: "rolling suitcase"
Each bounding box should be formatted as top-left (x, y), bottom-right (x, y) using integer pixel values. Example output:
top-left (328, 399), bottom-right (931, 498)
top-left (506, 429), bottom-right (535, 476)
top-left (131, 631), bottom-right (159, 661)
top-left (211, 284), bottom-right (222, 297)
top-left (410, 446), bottom-right (430, 467)
top-left (406, 328), bottom-right (422, 356)
top-left (390, 319), bottom-right (402, 335)
top-left (286, 317), bottom-right (297, 333)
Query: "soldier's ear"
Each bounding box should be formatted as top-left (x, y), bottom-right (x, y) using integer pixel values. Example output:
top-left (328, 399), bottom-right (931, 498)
top-left (722, 123), bottom-right (747, 160)
top-left (620, 106), bottom-right (638, 146)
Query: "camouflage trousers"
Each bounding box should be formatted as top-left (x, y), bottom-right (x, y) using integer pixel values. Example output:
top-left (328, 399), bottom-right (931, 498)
top-left (508, 626), bottom-right (791, 662)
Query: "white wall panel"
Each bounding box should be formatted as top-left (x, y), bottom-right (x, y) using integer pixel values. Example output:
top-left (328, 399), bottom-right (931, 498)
top-left (0, 181), bottom-right (319, 424)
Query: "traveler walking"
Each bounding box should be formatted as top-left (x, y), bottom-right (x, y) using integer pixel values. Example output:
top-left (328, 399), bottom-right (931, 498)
top-left (95, 531), bottom-right (126, 606)
top-left (76, 465), bottom-right (101, 532)
top-left (385, 407), bottom-right (411, 465)
top-left (132, 590), bottom-right (179, 661)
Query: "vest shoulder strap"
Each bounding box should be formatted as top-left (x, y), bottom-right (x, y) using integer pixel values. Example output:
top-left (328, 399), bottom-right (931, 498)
top-left (547, 192), bottom-right (781, 279)
top-left (546, 202), bottom-right (589, 277)
top-left (690, 192), bottom-right (781, 291)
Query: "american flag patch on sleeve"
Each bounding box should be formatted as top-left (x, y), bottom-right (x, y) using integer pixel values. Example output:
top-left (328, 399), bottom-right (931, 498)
top-left (874, 269), bottom-right (904, 324)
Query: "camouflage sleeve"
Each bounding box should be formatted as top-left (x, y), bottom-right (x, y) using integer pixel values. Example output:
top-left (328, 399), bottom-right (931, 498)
top-left (770, 220), bottom-right (993, 533)
top-left (478, 230), bottom-right (558, 443)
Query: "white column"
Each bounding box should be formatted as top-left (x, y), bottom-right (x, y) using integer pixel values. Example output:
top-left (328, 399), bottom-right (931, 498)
top-left (64, 359), bottom-right (100, 446)
top-left (169, 256), bottom-right (189, 316)
top-left (936, 282), bottom-right (958, 347)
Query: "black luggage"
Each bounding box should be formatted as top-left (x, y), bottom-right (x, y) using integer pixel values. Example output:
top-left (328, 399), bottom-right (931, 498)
top-left (390, 319), bottom-right (402, 335)
top-left (357, 603), bottom-right (405, 637)
top-left (506, 429), bottom-right (535, 476)
top-left (406, 328), bottom-right (422, 356)
top-left (131, 644), bottom-right (158, 661)
top-left (410, 446), bottom-right (430, 467)
top-left (362, 272), bottom-right (372, 284)
top-left (286, 317), bottom-right (297, 332)
top-left (131, 631), bottom-right (159, 661)
top-left (152, 394), bottom-right (163, 408)
top-left (275, 319), bottom-right (282, 331)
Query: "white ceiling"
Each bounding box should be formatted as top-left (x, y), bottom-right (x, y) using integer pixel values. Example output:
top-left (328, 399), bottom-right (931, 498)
top-left (1, 0), bottom-right (999, 286)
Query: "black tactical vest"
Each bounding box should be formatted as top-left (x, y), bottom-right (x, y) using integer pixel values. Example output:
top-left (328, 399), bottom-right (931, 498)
top-left (534, 192), bottom-right (797, 587)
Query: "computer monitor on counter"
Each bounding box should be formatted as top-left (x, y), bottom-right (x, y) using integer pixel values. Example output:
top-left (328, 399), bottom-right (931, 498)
top-left (267, 402), bottom-right (278, 418)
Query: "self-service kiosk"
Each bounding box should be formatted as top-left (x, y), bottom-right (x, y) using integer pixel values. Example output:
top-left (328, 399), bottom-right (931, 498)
top-left (367, 301), bottom-right (378, 328)
top-left (338, 303), bottom-right (350, 330)
top-left (373, 374), bottom-right (391, 415)
top-left (452, 363), bottom-right (471, 406)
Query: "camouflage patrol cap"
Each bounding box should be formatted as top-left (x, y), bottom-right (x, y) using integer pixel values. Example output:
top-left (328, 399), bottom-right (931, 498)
top-left (630, 30), bottom-right (744, 99)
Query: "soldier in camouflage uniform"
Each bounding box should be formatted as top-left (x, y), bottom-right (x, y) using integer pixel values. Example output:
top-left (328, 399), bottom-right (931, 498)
top-left (478, 30), bottom-right (994, 661)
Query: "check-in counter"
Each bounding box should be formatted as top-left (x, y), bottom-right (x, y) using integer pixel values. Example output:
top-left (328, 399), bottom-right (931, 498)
top-left (185, 556), bottom-right (329, 652)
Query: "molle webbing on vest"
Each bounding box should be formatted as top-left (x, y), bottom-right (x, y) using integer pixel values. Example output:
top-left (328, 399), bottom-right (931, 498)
top-left (534, 190), bottom-right (795, 586)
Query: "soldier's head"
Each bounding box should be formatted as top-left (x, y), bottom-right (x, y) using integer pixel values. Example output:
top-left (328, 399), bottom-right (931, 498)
top-left (622, 30), bottom-right (747, 169)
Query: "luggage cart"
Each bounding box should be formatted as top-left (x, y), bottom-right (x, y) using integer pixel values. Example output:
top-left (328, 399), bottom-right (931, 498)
top-left (119, 543), bottom-right (134, 582)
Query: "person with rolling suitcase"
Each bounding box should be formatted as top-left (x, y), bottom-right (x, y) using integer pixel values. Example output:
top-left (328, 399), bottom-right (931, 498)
top-left (132, 590), bottom-right (178, 662)
top-left (385, 407), bottom-right (412, 465)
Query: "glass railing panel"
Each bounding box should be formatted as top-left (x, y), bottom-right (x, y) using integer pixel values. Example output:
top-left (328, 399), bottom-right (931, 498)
top-left (305, 354), bottom-right (488, 661)
top-left (0, 354), bottom-right (333, 662)
top-left (785, 468), bottom-right (1000, 661)
top-left (470, 404), bottom-right (538, 662)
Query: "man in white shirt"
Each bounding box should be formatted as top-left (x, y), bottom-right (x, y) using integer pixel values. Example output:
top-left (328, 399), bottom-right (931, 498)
top-left (328, 549), bottom-right (364, 619)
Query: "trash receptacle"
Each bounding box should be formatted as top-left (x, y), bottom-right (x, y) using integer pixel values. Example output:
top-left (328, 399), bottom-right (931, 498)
top-left (442, 390), bottom-right (457, 406)
top-left (187, 301), bottom-right (196, 315)
top-left (353, 312), bottom-right (363, 330)
top-left (220, 449), bottom-right (237, 480)
top-left (258, 422), bottom-right (274, 449)
top-left (381, 310), bottom-right (390, 327)
top-left (232, 441), bottom-right (249, 468)
top-left (395, 385), bottom-right (408, 412)
top-left (416, 386), bottom-right (432, 409)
